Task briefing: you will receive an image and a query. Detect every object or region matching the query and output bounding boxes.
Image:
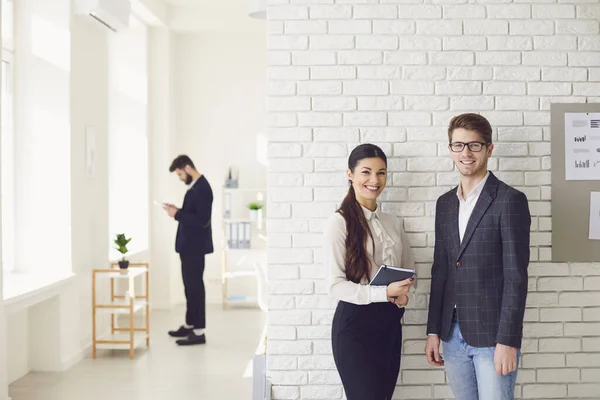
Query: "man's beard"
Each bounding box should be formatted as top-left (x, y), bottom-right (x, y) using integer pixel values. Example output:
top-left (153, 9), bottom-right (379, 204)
top-left (184, 173), bottom-right (193, 185)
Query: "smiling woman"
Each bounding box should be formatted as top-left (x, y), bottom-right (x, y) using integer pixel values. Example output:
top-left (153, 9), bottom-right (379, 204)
top-left (324, 144), bottom-right (417, 400)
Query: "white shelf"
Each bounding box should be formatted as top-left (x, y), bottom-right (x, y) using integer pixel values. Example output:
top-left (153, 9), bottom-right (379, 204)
top-left (223, 271), bottom-right (257, 279)
top-left (96, 300), bottom-right (148, 315)
top-left (221, 185), bottom-right (267, 309)
top-left (105, 267), bottom-right (148, 279)
top-left (224, 218), bottom-right (254, 224)
top-left (96, 332), bottom-right (148, 350)
top-left (225, 246), bottom-right (267, 252)
top-left (226, 295), bottom-right (258, 303)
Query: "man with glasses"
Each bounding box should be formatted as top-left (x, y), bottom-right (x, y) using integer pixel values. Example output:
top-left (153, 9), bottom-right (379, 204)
top-left (425, 113), bottom-right (531, 400)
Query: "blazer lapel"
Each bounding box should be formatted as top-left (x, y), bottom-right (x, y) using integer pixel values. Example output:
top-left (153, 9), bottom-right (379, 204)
top-left (448, 190), bottom-right (461, 252)
top-left (456, 172), bottom-right (499, 261)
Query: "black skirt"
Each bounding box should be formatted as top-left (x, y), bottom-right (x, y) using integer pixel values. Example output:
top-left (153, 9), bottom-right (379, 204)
top-left (331, 300), bottom-right (404, 400)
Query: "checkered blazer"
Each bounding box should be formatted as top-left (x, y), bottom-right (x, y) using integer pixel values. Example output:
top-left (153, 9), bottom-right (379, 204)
top-left (426, 172), bottom-right (531, 349)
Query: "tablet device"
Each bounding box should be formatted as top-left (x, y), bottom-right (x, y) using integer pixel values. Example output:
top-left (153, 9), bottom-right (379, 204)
top-left (369, 264), bottom-right (415, 286)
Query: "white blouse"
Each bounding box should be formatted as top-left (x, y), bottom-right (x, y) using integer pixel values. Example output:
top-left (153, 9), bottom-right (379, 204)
top-left (324, 205), bottom-right (416, 305)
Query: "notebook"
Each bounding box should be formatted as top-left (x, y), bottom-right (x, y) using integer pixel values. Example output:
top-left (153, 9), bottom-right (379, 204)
top-left (369, 264), bottom-right (415, 286)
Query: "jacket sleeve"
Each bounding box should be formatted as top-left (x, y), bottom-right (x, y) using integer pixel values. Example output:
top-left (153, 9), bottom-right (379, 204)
top-left (325, 213), bottom-right (388, 305)
top-left (426, 197), bottom-right (449, 336)
top-left (496, 191), bottom-right (531, 348)
top-left (175, 182), bottom-right (213, 229)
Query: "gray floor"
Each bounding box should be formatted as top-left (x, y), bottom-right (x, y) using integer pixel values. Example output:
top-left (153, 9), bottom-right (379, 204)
top-left (9, 304), bottom-right (267, 400)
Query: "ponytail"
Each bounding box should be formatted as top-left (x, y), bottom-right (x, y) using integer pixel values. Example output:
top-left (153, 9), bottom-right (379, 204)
top-left (337, 184), bottom-right (374, 283)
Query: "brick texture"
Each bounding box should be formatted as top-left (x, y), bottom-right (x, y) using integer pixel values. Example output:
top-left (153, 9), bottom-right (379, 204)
top-left (266, 1), bottom-right (600, 399)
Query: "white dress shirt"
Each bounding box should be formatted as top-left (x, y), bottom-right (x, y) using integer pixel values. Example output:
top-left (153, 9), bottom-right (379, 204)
top-left (324, 205), bottom-right (416, 305)
top-left (188, 177), bottom-right (199, 190)
top-left (457, 171), bottom-right (490, 243)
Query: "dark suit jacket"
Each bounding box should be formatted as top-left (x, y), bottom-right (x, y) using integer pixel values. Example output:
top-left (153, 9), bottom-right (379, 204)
top-left (426, 172), bottom-right (531, 349)
top-left (175, 175), bottom-right (214, 256)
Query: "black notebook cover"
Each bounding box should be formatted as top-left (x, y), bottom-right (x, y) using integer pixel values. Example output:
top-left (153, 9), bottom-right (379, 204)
top-left (369, 264), bottom-right (415, 286)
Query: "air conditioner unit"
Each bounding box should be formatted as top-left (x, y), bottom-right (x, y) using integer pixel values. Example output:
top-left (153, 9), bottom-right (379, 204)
top-left (75, 0), bottom-right (131, 32)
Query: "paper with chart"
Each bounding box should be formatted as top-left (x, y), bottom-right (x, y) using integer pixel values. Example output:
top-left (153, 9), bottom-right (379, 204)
top-left (590, 192), bottom-right (600, 240)
top-left (565, 112), bottom-right (600, 180)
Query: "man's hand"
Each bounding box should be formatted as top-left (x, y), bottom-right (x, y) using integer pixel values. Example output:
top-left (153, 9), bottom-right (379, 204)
top-left (163, 203), bottom-right (179, 218)
top-left (425, 335), bottom-right (444, 367)
top-left (494, 343), bottom-right (517, 376)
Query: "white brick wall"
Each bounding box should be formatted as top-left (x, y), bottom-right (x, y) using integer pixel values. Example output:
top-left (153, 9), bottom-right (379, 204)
top-left (267, 1), bottom-right (600, 399)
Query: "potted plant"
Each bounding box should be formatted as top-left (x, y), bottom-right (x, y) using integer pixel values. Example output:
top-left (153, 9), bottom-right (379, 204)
top-left (114, 233), bottom-right (132, 269)
top-left (248, 202), bottom-right (263, 222)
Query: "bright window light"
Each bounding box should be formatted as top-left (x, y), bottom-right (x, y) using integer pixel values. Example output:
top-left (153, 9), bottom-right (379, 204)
top-left (31, 15), bottom-right (70, 72)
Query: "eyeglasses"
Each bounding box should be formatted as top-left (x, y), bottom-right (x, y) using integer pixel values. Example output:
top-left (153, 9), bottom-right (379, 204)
top-left (449, 141), bottom-right (488, 153)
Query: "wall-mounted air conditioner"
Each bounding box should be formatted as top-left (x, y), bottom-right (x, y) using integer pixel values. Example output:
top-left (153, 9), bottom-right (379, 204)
top-left (75, 0), bottom-right (131, 32)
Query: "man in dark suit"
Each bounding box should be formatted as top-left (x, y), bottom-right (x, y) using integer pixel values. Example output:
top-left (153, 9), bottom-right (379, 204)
top-left (425, 114), bottom-right (531, 400)
top-left (163, 155), bottom-right (214, 346)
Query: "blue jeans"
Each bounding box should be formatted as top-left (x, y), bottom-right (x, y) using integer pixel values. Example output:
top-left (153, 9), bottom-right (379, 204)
top-left (442, 320), bottom-right (520, 400)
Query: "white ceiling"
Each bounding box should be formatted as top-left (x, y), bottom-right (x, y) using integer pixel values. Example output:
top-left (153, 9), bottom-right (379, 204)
top-left (158, 0), bottom-right (265, 33)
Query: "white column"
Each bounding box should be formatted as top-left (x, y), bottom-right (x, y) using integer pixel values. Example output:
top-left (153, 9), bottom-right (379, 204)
top-left (148, 27), bottom-right (178, 309)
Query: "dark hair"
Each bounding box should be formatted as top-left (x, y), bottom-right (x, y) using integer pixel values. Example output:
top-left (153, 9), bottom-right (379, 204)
top-left (337, 144), bottom-right (388, 284)
top-left (169, 155), bottom-right (196, 172)
top-left (448, 113), bottom-right (493, 144)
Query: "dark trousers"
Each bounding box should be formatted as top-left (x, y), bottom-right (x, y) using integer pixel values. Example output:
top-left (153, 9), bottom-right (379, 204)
top-left (332, 301), bottom-right (404, 400)
top-left (180, 253), bottom-right (206, 329)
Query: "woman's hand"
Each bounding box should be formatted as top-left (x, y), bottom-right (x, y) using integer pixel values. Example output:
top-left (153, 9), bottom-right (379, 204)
top-left (386, 278), bottom-right (414, 298)
top-left (389, 294), bottom-right (409, 307)
top-left (386, 278), bottom-right (414, 306)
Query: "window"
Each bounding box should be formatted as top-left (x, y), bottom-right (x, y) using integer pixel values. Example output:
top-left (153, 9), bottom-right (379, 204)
top-left (2, 0), bottom-right (15, 274)
top-left (2, 0), bottom-right (13, 49)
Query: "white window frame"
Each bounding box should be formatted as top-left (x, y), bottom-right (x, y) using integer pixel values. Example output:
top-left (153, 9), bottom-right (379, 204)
top-left (2, 0), bottom-right (14, 53)
top-left (2, 0), bottom-right (15, 274)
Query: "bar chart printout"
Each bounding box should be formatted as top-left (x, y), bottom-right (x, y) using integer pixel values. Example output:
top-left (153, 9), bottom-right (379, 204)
top-left (565, 112), bottom-right (600, 181)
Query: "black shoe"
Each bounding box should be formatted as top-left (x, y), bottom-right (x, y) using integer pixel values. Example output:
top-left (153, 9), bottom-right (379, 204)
top-left (168, 325), bottom-right (194, 338)
top-left (176, 332), bottom-right (206, 346)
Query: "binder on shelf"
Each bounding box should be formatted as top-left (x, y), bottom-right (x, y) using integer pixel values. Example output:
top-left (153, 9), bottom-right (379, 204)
top-left (237, 223), bottom-right (244, 249)
top-left (226, 222), bottom-right (232, 249)
top-left (225, 221), bottom-right (253, 250)
top-left (224, 192), bottom-right (231, 218)
top-left (244, 222), bottom-right (251, 248)
top-left (231, 222), bottom-right (238, 249)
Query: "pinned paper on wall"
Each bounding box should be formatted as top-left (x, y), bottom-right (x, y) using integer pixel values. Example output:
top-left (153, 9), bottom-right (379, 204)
top-left (590, 192), bottom-right (600, 240)
top-left (565, 112), bottom-right (600, 181)
top-left (85, 125), bottom-right (96, 176)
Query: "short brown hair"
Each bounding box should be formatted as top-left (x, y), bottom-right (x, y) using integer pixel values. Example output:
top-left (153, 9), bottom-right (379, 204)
top-left (448, 113), bottom-right (493, 144)
top-left (169, 155), bottom-right (196, 172)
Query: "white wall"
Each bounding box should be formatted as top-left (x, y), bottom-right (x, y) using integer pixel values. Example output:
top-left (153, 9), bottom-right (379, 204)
top-left (69, 3), bottom-right (110, 359)
top-left (108, 16), bottom-right (149, 261)
top-left (172, 31), bottom-right (268, 303)
top-left (266, 2), bottom-right (600, 399)
top-left (148, 27), bottom-right (180, 310)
